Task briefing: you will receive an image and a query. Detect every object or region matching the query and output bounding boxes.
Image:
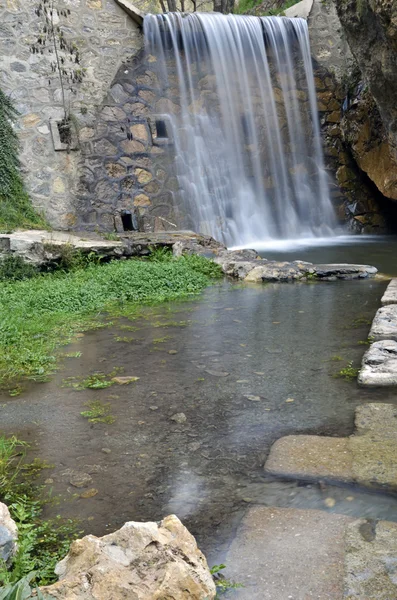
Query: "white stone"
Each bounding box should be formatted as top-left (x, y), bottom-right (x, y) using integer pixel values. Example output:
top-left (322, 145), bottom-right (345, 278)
top-left (41, 515), bottom-right (216, 599)
top-left (358, 340), bottom-right (397, 386)
top-left (369, 305), bottom-right (397, 341)
top-left (0, 502), bottom-right (18, 562)
top-left (381, 278), bottom-right (397, 305)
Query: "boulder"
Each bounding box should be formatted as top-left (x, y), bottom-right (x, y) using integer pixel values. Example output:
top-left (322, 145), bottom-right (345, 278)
top-left (0, 502), bottom-right (18, 562)
top-left (40, 514), bottom-right (216, 600)
top-left (381, 278), bottom-right (397, 306)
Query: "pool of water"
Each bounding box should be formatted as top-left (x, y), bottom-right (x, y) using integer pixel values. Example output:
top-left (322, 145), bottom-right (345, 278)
top-left (1, 239), bottom-right (397, 564)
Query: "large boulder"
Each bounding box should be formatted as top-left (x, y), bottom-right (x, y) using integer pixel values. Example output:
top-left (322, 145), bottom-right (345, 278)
top-left (40, 515), bottom-right (216, 600)
top-left (0, 502), bottom-right (18, 563)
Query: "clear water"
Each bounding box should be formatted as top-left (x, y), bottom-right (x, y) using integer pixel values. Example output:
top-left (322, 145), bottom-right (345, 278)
top-left (1, 240), bottom-right (397, 564)
top-left (144, 13), bottom-right (336, 246)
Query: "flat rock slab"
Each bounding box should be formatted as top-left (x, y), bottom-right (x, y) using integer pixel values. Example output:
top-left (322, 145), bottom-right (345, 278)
top-left (0, 229), bottom-right (224, 265)
top-left (265, 403), bottom-right (397, 490)
top-left (344, 519), bottom-right (397, 599)
top-left (225, 507), bottom-right (397, 600)
top-left (381, 278), bottom-right (397, 305)
top-left (214, 252), bottom-right (378, 282)
top-left (225, 507), bottom-right (352, 599)
top-left (369, 305), bottom-right (397, 341)
top-left (358, 340), bottom-right (397, 386)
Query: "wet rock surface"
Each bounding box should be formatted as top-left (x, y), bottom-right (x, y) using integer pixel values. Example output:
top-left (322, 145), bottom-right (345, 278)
top-left (359, 340), bottom-right (397, 387)
top-left (381, 278), bottom-right (397, 306)
top-left (265, 403), bottom-right (397, 490)
top-left (41, 514), bottom-right (216, 600)
top-left (225, 506), bottom-right (397, 600)
top-left (369, 305), bottom-right (397, 341)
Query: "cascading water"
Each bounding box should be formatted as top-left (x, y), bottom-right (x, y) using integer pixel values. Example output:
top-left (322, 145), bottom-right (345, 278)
top-left (144, 13), bottom-right (337, 247)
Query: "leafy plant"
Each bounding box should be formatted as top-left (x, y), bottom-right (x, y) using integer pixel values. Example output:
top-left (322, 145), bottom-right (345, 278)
top-left (147, 245), bottom-right (173, 262)
top-left (336, 361), bottom-right (359, 381)
top-left (210, 564), bottom-right (243, 597)
top-left (80, 400), bottom-right (115, 424)
top-left (64, 372), bottom-right (114, 390)
top-left (0, 256), bottom-right (38, 282)
top-left (103, 232), bottom-right (120, 241)
top-left (0, 435), bottom-right (80, 587)
top-left (0, 572), bottom-right (55, 599)
top-left (0, 88), bottom-right (48, 232)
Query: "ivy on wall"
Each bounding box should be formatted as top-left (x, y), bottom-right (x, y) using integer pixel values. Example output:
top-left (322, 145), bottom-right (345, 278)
top-left (0, 88), bottom-right (47, 231)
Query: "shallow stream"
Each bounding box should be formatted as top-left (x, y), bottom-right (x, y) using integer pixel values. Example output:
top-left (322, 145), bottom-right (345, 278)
top-left (2, 237), bottom-right (397, 564)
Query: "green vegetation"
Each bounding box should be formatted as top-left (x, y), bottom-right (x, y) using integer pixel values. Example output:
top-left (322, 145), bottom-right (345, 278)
top-left (330, 355), bottom-right (343, 362)
top-left (0, 435), bottom-right (79, 588)
top-left (0, 255), bottom-right (221, 389)
top-left (336, 361), bottom-right (360, 381)
top-left (0, 88), bottom-right (48, 232)
top-left (211, 564), bottom-right (243, 597)
top-left (64, 371), bottom-right (116, 390)
top-left (234, 0), bottom-right (300, 16)
top-left (80, 400), bottom-right (115, 424)
top-left (103, 232), bottom-right (120, 241)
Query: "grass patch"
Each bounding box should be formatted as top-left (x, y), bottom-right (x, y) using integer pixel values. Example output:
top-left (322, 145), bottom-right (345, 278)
top-left (80, 400), bottom-right (115, 424)
top-left (63, 371), bottom-right (117, 390)
top-left (335, 361), bottom-right (360, 381)
top-left (0, 435), bottom-right (80, 588)
top-left (0, 255), bottom-right (221, 389)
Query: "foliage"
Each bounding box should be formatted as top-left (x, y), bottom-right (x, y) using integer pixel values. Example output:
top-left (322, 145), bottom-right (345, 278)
top-left (103, 232), bottom-right (120, 241)
top-left (0, 572), bottom-right (55, 599)
top-left (210, 564), bottom-right (243, 597)
top-left (43, 244), bottom-right (101, 273)
top-left (147, 245), bottom-right (173, 262)
top-left (0, 256), bottom-right (38, 283)
top-left (0, 89), bottom-right (48, 233)
top-left (80, 400), bottom-right (115, 424)
top-left (0, 255), bottom-right (220, 387)
top-left (234, 0), bottom-right (300, 15)
top-left (336, 361), bottom-right (359, 381)
top-left (66, 373), bottom-right (114, 390)
top-left (0, 436), bottom-right (80, 588)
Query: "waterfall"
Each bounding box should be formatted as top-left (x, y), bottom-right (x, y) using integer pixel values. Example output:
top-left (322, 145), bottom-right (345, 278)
top-left (144, 13), bottom-right (337, 247)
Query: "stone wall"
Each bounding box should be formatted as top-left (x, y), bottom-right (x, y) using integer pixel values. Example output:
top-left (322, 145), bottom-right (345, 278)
top-left (0, 0), bottom-right (143, 229)
top-left (76, 49), bottom-right (181, 232)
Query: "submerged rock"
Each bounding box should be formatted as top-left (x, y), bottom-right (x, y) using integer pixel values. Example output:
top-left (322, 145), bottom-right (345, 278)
top-left (40, 515), bottom-right (216, 599)
top-left (0, 502), bottom-right (18, 562)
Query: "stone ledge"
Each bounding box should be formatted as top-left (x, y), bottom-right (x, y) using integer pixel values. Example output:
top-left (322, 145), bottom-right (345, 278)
top-left (381, 278), bottom-right (397, 305)
top-left (358, 340), bottom-right (397, 387)
top-left (369, 305), bottom-right (397, 341)
top-left (264, 403), bottom-right (397, 490)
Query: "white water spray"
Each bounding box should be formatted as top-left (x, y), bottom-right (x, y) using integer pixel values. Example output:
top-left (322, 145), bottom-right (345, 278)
top-left (144, 13), bottom-right (337, 247)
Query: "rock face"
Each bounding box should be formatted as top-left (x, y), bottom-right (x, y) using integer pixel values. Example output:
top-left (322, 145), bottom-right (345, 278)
top-left (265, 403), bottom-right (397, 490)
top-left (0, 502), bottom-right (18, 563)
top-left (333, 0), bottom-right (397, 210)
top-left (40, 515), bottom-right (216, 600)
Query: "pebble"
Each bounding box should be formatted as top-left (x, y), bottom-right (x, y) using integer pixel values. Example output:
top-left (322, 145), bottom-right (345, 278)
top-left (168, 350), bottom-right (178, 354)
top-left (245, 395), bottom-right (261, 402)
top-left (45, 478), bottom-right (54, 484)
top-left (101, 448), bottom-right (111, 454)
top-left (111, 376), bottom-right (139, 384)
top-left (80, 488), bottom-right (98, 499)
top-left (324, 497), bottom-right (336, 508)
top-left (69, 472), bottom-right (93, 488)
top-left (205, 370), bottom-right (229, 377)
top-left (170, 412), bottom-right (187, 424)
top-left (149, 405), bottom-right (159, 411)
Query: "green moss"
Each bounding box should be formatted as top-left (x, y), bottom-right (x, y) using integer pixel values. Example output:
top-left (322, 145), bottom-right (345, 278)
top-left (80, 400), bottom-right (115, 424)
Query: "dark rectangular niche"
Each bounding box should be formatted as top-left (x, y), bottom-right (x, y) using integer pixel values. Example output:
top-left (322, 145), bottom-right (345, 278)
top-left (50, 118), bottom-right (79, 151)
top-left (148, 114), bottom-right (173, 146)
